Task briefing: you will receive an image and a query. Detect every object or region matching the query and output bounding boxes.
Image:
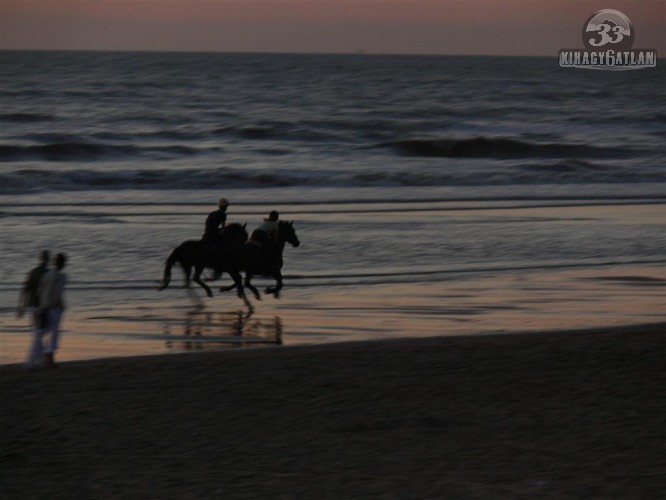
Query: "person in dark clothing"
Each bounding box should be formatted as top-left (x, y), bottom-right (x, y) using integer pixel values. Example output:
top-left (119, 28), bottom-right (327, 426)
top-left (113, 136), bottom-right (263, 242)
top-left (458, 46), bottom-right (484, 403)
top-left (202, 198), bottom-right (230, 282)
top-left (204, 198), bottom-right (229, 244)
top-left (17, 250), bottom-right (50, 369)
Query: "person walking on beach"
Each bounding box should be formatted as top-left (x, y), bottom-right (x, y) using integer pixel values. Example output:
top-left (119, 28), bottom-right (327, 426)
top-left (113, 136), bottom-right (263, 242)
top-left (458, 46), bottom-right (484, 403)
top-left (203, 198), bottom-right (229, 245)
top-left (39, 253), bottom-right (68, 369)
top-left (16, 250), bottom-right (50, 369)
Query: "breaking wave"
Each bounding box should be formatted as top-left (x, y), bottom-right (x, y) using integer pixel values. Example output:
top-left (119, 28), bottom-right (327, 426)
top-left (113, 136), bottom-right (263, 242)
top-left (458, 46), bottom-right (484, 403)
top-left (1, 160), bottom-right (663, 193)
top-left (378, 137), bottom-right (632, 159)
top-left (0, 142), bottom-right (210, 162)
top-left (0, 112), bottom-right (57, 123)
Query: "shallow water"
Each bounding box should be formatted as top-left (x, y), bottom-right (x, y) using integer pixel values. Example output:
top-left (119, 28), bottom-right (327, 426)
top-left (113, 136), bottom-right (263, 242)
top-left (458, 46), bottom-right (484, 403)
top-left (1, 52), bottom-right (664, 364)
top-left (1, 199), bottom-right (663, 364)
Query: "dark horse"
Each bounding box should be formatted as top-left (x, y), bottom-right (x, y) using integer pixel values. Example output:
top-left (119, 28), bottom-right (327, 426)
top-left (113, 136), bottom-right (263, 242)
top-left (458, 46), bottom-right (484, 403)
top-left (220, 220), bottom-right (300, 300)
top-left (157, 223), bottom-right (250, 306)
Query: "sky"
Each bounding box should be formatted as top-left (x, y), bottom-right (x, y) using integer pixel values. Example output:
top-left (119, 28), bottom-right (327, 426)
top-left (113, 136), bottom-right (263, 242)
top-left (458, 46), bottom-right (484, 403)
top-left (1, 0), bottom-right (664, 56)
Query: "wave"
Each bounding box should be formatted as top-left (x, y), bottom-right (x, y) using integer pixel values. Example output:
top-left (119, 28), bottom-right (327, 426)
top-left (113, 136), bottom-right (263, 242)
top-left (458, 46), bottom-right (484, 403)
top-left (3, 135), bottom-right (637, 164)
top-left (1, 160), bottom-right (664, 193)
top-left (1, 123), bottom-right (344, 163)
top-left (0, 167), bottom-right (306, 192)
top-left (0, 142), bottom-right (209, 162)
top-left (17, 123), bottom-right (340, 145)
top-left (0, 112), bottom-right (57, 123)
top-left (210, 123), bottom-right (346, 142)
top-left (378, 136), bottom-right (632, 159)
top-left (351, 161), bottom-right (663, 186)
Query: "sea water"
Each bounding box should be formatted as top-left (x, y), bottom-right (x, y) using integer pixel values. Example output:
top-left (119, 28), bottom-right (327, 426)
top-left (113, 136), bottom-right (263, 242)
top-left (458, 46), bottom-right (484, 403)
top-left (0, 52), bottom-right (664, 363)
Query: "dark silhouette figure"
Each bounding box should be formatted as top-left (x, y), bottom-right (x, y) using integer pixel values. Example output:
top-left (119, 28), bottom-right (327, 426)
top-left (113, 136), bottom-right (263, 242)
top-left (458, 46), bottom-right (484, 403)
top-left (220, 220), bottom-right (300, 300)
top-left (158, 223), bottom-right (251, 307)
top-left (17, 250), bottom-right (50, 369)
top-left (203, 198), bottom-right (229, 244)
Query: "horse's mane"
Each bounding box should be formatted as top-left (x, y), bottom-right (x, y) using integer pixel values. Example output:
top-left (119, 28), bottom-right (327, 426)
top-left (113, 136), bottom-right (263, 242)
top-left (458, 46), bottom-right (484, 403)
top-left (223, 222), bottom-right (248, 235)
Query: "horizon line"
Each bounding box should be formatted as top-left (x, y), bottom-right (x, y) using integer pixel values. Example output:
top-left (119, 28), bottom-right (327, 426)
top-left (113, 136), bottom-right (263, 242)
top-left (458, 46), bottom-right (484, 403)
top-left (0, 47), bottom-right (561, 59)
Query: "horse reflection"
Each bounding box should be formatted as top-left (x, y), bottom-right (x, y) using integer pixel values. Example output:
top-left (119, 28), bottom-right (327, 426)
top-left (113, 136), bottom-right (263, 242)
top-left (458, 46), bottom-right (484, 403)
top-left (164, 307), bottom-right (282, 351)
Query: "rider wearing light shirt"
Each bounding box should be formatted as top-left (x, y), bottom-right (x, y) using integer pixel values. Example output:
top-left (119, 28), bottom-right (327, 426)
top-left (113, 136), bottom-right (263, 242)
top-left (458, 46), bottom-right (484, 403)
top-left (251, 211), bottom-right (279, 245)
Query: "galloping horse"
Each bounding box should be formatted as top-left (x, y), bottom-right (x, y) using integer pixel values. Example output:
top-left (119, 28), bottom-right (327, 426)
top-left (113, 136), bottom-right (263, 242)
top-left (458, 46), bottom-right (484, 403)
top-left (157, 223), bottom-right (250, 305)
top-left (220, 220), bottom-right (300, 300)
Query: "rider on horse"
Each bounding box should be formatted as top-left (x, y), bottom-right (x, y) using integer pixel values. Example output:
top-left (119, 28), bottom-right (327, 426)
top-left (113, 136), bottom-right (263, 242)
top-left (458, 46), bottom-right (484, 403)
top-left (250, 210), bottom-right (279, 247)
top-left (203, 197), bottom-right (230, 281)
top-left (203, 198), bottom-right (229, 245)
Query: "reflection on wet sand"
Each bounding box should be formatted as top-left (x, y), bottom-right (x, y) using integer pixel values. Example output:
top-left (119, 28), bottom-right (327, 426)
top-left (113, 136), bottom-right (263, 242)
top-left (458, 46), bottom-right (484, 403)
top-left (163, 307), bottom-right (282, 352)
top-left (1, 264), bottom-right (663, 365)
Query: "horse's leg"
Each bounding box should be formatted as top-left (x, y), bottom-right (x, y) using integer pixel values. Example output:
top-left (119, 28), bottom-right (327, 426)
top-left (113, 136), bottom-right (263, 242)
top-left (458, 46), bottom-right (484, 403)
top-left (265, 270), bottom-right (283, 298)
top-left (184, 265), bottom-right (192, 288)
top-left (244, 272), bottom-right (261, 301)
top-left (230, 270), bottom-right (254, 313)
top-left (192, 265), bottom-right (213, 298)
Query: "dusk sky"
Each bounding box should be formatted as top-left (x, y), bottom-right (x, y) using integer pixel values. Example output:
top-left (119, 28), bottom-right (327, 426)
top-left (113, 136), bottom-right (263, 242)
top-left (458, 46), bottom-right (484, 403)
top-left (2, 0), bottom-right (664, 56)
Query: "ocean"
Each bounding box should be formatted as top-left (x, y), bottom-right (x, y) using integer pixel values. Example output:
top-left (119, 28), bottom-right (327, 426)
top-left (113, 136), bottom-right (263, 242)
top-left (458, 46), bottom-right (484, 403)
top-left (1, 51), bottom-right (664, 363)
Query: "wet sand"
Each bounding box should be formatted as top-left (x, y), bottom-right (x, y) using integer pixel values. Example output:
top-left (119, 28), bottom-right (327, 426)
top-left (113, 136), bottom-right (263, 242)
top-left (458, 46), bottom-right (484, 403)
top-left (1, 264), bottom-right (664, 365)
top-left (2, 324), bottom-right (665, 499)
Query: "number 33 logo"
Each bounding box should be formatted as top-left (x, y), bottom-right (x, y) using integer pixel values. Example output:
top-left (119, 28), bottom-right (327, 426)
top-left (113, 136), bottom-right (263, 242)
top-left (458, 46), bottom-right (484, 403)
top-left (588, 22), bottom-right (625, 47)
top-left (582, 10), bottom-right (634, 51)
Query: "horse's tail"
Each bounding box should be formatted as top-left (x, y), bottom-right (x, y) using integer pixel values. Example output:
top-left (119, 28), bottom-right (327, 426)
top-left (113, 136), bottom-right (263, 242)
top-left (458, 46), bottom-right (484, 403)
top-left (157, 247), bottom-right (181, 290)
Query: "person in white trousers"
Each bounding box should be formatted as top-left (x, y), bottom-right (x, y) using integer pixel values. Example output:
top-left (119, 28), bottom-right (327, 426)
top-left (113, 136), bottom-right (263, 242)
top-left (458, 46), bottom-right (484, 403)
top-left (39, 253), bottom-right (67, 369)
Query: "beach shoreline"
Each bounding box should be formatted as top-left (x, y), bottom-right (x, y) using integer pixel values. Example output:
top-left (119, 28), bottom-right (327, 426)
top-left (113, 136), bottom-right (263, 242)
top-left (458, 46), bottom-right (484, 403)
top-left (2, 262), bottom-right (664, 366)
top-left (2, 324), bottom-right (664, 498)
top-left (1, 319), bottom-right (664, 369)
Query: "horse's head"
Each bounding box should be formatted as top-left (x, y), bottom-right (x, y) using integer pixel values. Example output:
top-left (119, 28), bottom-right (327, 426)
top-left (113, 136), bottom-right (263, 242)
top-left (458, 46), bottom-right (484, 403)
top-left (221, 222), bottom-right (249, 244)
top-left (279, 220), bottom-right (300, 248)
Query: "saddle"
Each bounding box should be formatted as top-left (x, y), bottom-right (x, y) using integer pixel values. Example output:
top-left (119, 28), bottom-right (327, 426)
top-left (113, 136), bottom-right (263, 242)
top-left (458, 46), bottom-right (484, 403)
top-left (249, 229), bottom-right (274, 248)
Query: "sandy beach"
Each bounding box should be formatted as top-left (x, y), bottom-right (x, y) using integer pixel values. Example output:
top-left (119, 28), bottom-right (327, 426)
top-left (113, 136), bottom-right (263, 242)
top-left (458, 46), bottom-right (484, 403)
top-left (2, 324), bottom-right (664, 499)
top-left (2, 20), bottom-right (665, 500)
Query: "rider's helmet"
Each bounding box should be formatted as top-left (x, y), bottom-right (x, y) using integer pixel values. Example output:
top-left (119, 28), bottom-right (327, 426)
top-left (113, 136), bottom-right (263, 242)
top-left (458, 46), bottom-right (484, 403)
top-left (218, 198), bottom-right (229, 208)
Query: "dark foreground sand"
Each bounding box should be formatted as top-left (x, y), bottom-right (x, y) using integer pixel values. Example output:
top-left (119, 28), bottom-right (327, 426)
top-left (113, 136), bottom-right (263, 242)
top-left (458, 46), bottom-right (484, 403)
top-left (2, 325), bottom-right (665, 499)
